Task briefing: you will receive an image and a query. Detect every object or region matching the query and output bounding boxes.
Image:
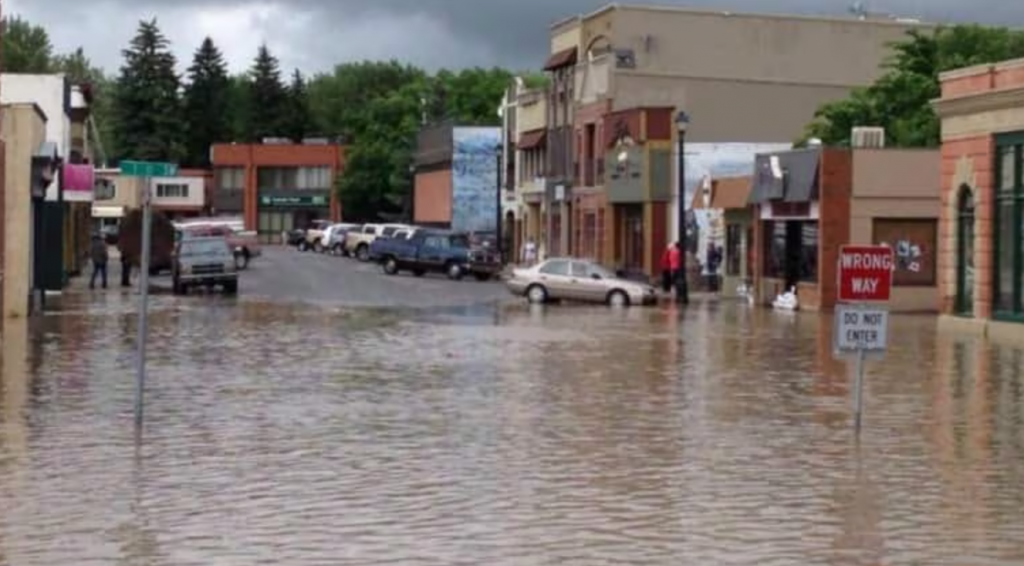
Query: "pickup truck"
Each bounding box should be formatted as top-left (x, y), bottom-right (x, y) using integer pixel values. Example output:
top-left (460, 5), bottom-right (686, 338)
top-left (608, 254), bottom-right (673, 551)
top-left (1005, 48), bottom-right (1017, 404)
top-left (171, 236), bottom-right (239, 295)
top-left (344, 223), bottom-right (410, 261)
top-left (373, 230), bottom-right (502, 281)
top-left (178, 223), bottom-right (261, 269)
top-left (367, 227), bottom-right (418, 262)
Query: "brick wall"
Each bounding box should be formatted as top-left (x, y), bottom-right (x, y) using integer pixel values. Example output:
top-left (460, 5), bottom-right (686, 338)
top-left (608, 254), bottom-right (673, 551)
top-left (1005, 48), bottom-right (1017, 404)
top-left (817, 148), bottom-right (853, 310)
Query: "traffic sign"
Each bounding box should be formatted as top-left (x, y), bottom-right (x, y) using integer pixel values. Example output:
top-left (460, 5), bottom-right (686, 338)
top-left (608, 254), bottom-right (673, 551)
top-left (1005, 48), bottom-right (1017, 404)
top-left (837, 245), bottom-right (893, 302)
top-left (833, 304), bottom-right (888, 353)
top-left (120, 160), bottom-right (178, 178)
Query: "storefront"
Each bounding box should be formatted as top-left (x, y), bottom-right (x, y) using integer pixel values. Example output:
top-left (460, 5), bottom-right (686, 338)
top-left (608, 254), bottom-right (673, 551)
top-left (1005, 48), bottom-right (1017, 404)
top-left (256, 192), bottom-right (330, 244)
top-left (692, 176), bottom-right (754, 298)
top-left (933, 57), bottom-right (1024, 338)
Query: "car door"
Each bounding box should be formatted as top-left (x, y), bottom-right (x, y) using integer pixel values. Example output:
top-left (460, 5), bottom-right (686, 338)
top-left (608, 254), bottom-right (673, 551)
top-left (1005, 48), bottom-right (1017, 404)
top-left (419, 235), bottom-right (446, 270)
top-left (569, 260), bottom-right (603, 302)
top-left (536, 259), bottom-right (572, 300)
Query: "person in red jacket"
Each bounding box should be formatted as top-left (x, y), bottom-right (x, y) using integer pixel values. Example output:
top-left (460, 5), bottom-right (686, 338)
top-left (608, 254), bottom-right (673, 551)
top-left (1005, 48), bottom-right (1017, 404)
top-left (660, 243), bottom-right (675, 292)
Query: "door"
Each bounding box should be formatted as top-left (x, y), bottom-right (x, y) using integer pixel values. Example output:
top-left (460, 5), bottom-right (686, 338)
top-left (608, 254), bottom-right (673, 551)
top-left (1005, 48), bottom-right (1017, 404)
top-left (570, 260), bottom-right (603, 302)
top-left (956, 187), bottom-right (975, 315)
top-left (419, 235), bottom-right (448, 270)
top-left (537, 258), bottom-right (572, 300)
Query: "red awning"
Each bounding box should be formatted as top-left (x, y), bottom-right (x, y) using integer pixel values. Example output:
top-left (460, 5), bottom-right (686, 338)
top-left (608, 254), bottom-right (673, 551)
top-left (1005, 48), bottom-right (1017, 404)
top-left (543, 47), bottom-right (578, 71)
top-left (517, 129), bottom-right (547, 150)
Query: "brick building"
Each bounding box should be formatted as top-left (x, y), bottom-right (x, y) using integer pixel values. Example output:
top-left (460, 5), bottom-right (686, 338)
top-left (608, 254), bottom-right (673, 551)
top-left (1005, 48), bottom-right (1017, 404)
top-left (541, 4), bottom-right (930, 279)
top-left (933, 58), bottom-right (1024, 338)
top-left (210, 139), bottom-right (344, 242)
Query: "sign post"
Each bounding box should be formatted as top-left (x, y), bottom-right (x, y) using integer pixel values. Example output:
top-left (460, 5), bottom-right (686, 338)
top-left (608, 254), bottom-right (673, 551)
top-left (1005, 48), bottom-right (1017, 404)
top-left (834, 245), bottom-right (894, 434)
top-left (120, 160), bottom-right (178, 429)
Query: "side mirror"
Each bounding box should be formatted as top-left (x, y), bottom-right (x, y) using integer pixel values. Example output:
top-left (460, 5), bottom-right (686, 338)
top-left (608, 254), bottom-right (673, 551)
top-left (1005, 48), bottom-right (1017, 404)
top-left (591, 273), bottom-right (602, 280)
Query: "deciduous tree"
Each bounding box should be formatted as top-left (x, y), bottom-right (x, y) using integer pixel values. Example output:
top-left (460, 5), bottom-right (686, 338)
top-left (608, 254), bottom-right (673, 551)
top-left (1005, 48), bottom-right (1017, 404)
top-left (183, 37), bottom-right (232, 166)
top-left (112, 19), bottom-right (184, 162)
top-left (0, 16), bottom-right (54, 72)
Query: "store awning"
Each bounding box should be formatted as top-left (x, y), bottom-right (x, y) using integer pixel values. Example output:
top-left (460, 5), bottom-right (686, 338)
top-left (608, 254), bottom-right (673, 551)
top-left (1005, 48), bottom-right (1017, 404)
top-left (543, 47), bottom-right (578, 71)
top-left (517, 129), bottom-right (546, 150)
top-left (693, 176), bottom-right (753, 210)
top-left (92, 205), bottom-right (125, 218)
top-left (749, 148), bottom-right (821, 204)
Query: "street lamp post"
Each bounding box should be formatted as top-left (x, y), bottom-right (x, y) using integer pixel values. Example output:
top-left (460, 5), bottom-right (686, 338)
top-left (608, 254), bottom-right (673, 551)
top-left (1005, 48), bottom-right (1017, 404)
top-left (408, 164), bottom-right (416, 224)
top-left (675, 111), bottom-right (690, 305)
top-left (494, 144), bottom-right (504, 263)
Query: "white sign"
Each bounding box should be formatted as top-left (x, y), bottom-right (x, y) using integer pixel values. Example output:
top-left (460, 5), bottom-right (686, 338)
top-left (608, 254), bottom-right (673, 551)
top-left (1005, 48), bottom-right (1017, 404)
top-left (833, 305), bottom-right (889, 353)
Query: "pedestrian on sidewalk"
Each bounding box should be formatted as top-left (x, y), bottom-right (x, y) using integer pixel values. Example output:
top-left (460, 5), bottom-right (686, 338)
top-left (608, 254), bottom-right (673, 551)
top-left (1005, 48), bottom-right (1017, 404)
top-left (120, 250), bottom-right (133, 288)
top-left (89, 234), bottom-right (109, 289)
top-left (660, 243), bottom-right (674, 292)
top-left (669, 242), bottom-right (683, 295)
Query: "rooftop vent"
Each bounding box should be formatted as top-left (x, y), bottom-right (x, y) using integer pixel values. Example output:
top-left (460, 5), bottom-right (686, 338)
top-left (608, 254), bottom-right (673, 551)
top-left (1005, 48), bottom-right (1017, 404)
top-left (261, 137), bottom-right (292, 145)
top-left (301, 137), bottom-right (330, 145)
top-left (851, 126), bottom-right (885, 149)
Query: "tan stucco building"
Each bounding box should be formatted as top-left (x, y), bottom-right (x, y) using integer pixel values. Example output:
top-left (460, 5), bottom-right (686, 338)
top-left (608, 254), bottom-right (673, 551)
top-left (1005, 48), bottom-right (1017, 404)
top-left (541, 4), bottom-right (931, 279)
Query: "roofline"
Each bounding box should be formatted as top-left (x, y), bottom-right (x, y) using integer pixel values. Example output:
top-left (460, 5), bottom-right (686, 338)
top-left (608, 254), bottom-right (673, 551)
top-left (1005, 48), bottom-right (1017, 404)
top-left (574, 3), bottom-right (935, 27)
top-left (549, 14), bottom-right (582, 32)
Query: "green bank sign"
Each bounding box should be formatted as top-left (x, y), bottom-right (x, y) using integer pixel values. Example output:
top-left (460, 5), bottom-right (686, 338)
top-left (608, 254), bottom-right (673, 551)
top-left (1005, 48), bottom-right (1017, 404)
top-left (259, 194), bottom-right (328, 207)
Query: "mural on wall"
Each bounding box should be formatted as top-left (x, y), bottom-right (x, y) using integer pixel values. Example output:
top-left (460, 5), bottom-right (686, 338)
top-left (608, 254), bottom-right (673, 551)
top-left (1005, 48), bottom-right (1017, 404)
top-left (682, 142), bottom-right (791, 258)
top-left (451, 126), bottom-right (501, 233)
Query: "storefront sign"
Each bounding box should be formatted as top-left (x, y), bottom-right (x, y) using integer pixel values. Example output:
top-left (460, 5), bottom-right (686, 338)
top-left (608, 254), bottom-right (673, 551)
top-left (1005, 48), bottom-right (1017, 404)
top-left (259, 194), bottom-right (327, 207)
top-left (837, 245), bottom-right (894, 302)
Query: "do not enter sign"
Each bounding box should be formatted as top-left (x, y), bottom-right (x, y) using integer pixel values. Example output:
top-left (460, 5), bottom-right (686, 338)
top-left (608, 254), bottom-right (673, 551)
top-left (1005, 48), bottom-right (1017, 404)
top-left (838, 245), bottom-right (893, 302)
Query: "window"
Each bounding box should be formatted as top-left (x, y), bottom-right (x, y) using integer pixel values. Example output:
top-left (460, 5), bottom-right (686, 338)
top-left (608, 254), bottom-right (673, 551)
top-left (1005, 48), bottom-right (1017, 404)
top-left (297, 166), bottom-right (331, 190)
top-left (539, 259), bottom-right (570, 276)
top-left (872, 219), bottom-right (937, 286)
top-left (216, 167), bottom-right (244, 190)
top-left (993, 133), bottom-right (1024, 319)
top-left (155, 183), bottom-right (189, 198)
top-left (762, 220), bottom-right (818, 285)
top-left (257, 167), bottom-right (298, 190)
top-left (424, 235), bottom-right (449, 249)
top-left (570, 261), bottom-right (589, 278)
top-left (725, 223), bottom-right (742, 276)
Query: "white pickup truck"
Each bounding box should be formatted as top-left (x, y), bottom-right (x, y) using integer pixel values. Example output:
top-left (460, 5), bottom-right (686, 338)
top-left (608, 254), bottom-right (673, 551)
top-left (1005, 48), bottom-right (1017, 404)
top-left (344, 223), bottom-right (410, 261)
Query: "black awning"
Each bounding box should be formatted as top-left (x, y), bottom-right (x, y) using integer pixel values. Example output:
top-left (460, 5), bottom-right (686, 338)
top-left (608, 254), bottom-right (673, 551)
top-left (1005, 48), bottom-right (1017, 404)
top-left (748, 148), bottom-right (820, 204)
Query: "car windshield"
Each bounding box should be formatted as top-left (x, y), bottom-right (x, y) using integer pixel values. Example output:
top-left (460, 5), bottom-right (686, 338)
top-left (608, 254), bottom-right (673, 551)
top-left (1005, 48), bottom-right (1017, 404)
top-left (180, 239), bottom-right (229, 257)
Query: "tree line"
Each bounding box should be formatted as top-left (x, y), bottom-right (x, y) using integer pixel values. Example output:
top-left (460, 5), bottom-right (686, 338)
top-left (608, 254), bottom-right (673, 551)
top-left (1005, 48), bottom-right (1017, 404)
top-left (1, 16), bottom-right (515, 220)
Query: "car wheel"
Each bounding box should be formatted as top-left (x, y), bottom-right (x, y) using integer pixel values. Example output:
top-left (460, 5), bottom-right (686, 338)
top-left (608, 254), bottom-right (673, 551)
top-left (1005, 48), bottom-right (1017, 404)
top-left (526, 284), bottom-right (548, 304)
top-left (297, 240), bottom-right (308, 252)
top-left (222, 280), bottom-right (238, 295)
top-left (356, 245), bottom-right (369, 262)
top-left (412, 269), bottom-right (426, 277)
top-left (382, 257), bottom-right (399, 275)
top-left (608, 289), bottom-right (630, 308)
top-left (446, 262), bottom-right (464, 280)
top-left (234, 250), bottom-right (249, 270)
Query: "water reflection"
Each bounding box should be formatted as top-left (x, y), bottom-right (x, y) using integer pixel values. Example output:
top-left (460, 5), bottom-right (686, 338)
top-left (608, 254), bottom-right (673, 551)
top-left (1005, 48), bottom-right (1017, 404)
top-left (1, 293), bottom-right (1024, 564)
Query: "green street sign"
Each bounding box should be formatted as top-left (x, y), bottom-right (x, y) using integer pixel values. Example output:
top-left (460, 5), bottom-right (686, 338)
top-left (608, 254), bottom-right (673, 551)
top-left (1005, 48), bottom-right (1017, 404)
top-left (259, 195), bottom-right (328, 207)
top-left (120, 160), bottom-right (179, 178)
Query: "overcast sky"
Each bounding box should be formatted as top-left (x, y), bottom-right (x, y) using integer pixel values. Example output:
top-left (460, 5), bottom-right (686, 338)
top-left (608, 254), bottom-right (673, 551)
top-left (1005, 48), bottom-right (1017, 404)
top-left (5, 0), bottom-right (1023, 76)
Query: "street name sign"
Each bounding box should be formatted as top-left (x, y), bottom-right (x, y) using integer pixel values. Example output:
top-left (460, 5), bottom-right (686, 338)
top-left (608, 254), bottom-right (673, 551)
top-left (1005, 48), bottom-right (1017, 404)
top-left (837, 245), bottom-right (894, 302)
top-left (120, 160), bottom-right (178, 178)
top-left (833, 304), bottom-right (888, 353)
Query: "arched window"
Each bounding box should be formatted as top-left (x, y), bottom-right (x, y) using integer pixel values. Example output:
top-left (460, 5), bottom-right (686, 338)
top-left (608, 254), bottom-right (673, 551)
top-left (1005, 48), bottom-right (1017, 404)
top-left (956, 185), bottom-right (975, 315)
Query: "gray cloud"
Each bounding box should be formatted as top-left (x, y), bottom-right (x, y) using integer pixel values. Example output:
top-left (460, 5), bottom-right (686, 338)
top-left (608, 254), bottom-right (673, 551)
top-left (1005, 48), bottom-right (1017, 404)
top-left (6, 0), bottom-right (1024, 76)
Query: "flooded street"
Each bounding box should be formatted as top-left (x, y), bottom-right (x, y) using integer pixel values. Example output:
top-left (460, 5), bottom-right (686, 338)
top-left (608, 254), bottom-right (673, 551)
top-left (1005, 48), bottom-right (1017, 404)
top-left (2, 256), bottom-right (1024, 564)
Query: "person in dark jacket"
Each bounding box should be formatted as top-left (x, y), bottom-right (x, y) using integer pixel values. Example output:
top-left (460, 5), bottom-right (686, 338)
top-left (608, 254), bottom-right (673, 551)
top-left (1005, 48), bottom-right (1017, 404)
top-left (89, 234), bottom-right (109, 289)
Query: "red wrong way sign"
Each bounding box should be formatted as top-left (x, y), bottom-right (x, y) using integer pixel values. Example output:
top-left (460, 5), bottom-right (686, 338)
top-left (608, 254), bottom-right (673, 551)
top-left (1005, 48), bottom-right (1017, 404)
top-left (838, 245), bottom-right (894, 302)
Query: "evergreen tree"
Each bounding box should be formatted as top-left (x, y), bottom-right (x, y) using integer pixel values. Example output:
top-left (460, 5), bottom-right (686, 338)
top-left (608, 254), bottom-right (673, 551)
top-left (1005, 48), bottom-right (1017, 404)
top-left (246, 44), bottom-right (288, 141)
top-left (112, 19), bottom-right (184, 162)
top-left (283, 69), bottom-right (314, 141)
top-left (182, 37), bottom-right (231, 167)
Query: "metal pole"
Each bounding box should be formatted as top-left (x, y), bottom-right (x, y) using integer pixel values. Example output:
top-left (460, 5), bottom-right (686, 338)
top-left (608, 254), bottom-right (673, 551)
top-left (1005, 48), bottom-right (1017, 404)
top-left (134, 177), bottom-right (153, 428)
top-left (496, 151), bottom-right (503, 262)
top-left (675, 128), bottom-right (689, 304)
top-left (852, 338), bottom-right (866, 434)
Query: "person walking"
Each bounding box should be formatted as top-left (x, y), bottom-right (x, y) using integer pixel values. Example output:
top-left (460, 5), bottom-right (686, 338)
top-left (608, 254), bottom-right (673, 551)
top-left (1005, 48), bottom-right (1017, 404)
top-left (523, 237), bottom-right (537, 266)
top-left (659, 243), bottom-right (674, 293)
top-left (89, 234), bottom-right (109, 289)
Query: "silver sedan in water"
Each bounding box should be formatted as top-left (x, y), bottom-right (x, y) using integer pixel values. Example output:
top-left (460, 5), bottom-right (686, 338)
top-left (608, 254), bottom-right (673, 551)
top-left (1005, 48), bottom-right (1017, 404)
top-left (506, 257), bottom-right (657, 307)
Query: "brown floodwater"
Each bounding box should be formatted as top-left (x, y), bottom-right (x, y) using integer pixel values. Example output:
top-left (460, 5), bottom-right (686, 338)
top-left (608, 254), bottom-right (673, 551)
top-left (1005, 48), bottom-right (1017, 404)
top-left (1, 292), bottom-right (1023, 565)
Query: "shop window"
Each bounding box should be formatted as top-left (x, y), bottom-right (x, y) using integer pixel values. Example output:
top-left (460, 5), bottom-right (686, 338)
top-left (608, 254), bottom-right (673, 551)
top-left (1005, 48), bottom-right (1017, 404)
top-left (762, 220), bottom-right (818, 285)
top-left (956, 187), bottom-right (975, 315)
top-left (155, 183), bottom-right (189, 198)
top-left (872, 218), bottom-right (937, 286)
top-left (215, 167), bottom-right (244, 190)
top-left (993, 133), bottom-right (1024, 320)
top-left (725, 223), bottom-right (742, 276)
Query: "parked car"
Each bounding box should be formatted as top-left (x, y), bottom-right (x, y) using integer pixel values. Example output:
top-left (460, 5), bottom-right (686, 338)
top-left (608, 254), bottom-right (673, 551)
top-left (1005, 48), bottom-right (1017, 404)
top-left (344, 223), bottom-right (410, 261)
top-left (373, 230), bottom-right (502, 281)
top-left (284, 228), bottom-right (307, 246)
top-left (367, 227), bottom-right (417, 262)
top-left (298, 219), bottom-right (333, 251)
top-left (321, 223), bottom-right (360, 255)
top-left (506, 257), bottom-right (657, 307)
top-left (171, 236), bottom-right (239, 295)
top-left (178, 224), bottom-right (261, 270)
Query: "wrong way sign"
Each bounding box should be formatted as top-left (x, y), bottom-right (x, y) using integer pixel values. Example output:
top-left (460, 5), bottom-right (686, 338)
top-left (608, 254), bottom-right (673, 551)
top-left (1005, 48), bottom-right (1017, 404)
top-left (837, 245), bottom-right (893, 302)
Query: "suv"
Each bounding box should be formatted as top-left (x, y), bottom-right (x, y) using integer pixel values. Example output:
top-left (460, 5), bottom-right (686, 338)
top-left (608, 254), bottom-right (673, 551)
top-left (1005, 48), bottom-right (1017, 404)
top-left (171, 236), bottom-right (239, 295)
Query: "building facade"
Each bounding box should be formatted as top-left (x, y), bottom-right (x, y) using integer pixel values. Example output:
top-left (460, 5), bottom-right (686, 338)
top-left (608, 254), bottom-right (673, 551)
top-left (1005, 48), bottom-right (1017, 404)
top-left (542, 4), bottom-right (930, 279)
top-left (933, 58), bottom-right (1024, 338)
top-left (210, 140), bottom-right (344, 242)
top-left (514, 85), bottom-right (548, 260)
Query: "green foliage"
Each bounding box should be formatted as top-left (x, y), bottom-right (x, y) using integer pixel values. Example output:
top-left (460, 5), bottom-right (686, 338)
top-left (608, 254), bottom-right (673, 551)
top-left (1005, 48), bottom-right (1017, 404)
top-left (520, 72), bottom-right (550, 90)
top-left (112, 19), bottom-right (185, 162)
top-left (283, 69), bottom-right (314, 142)
top-left (182, 37), bottom-right (231, 167)
top-left (803, 25), bottom-right (1024, 147)
top-left (0, 16), bottom-right (54, 73)
top-left (246, 44), bottom-right (288, 141)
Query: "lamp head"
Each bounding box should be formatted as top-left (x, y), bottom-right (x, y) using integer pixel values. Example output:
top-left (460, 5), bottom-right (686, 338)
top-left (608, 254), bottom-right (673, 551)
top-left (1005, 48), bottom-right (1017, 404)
top-left (675, 111), bottom-right (690, 134)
